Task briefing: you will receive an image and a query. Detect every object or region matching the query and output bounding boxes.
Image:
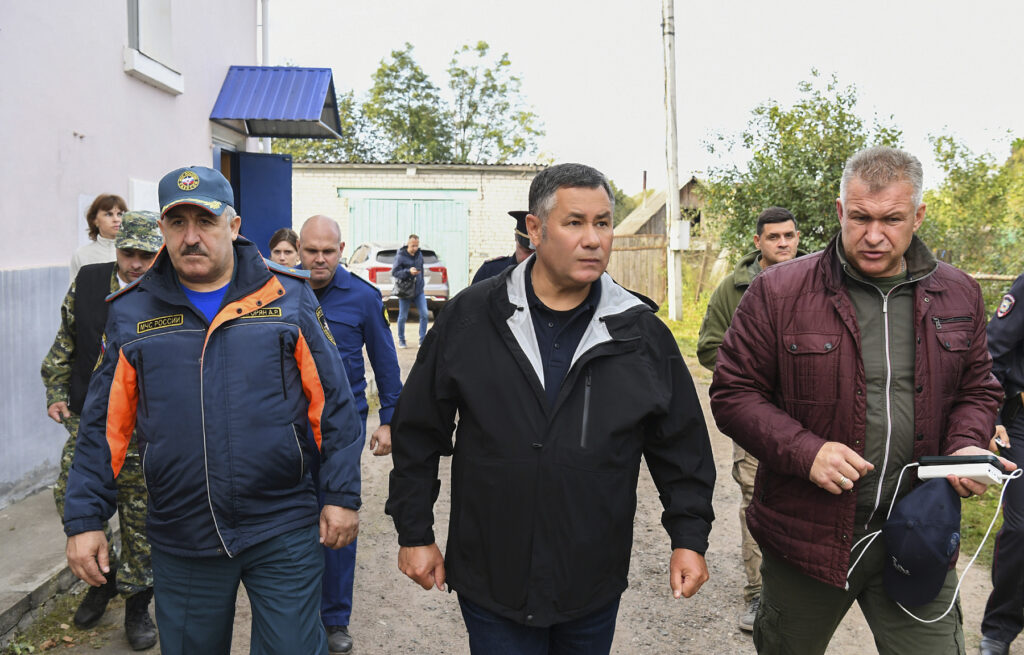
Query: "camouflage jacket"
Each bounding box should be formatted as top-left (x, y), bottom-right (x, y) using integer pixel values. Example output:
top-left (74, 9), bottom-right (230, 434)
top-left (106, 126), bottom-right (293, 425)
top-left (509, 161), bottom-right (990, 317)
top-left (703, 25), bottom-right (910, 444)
top-left (40, 266), bottom-right (119, 409)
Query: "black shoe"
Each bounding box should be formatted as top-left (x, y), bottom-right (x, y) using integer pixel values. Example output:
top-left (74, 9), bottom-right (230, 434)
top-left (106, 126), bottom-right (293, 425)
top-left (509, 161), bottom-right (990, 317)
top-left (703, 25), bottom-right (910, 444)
top-left (124, 589), bottom-right (158, 651)
top-left (72, 570), bottom-right (118, 629)
top-left (979, 636), bottom-right (1011, 655)
top-left (326, 625), bottom-right (353, 654)
top-left (739, 596), bottom-right (760, 633)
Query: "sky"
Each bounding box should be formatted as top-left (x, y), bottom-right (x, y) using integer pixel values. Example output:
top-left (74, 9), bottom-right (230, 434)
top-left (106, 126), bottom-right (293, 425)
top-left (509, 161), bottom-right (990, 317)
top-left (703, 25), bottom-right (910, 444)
top-left (270, 0), bottom-right (1024, 195)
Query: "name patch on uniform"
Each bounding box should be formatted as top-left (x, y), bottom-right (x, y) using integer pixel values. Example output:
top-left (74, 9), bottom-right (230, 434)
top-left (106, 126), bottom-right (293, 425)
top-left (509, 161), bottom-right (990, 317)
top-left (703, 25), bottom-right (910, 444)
top-left (240, 307), bottom-right (282, 319)
top-left (316, 306), bottom-right (337, 345)
top-left (137, 314), bottom-right (184, 333)
top-left (997, 294), bottom-right (1016, 318)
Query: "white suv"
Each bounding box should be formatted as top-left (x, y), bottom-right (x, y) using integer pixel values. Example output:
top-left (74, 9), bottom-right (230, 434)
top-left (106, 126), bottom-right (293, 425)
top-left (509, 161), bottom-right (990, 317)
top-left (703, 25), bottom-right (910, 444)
top-left (345, 242), bottom-right (449, 315)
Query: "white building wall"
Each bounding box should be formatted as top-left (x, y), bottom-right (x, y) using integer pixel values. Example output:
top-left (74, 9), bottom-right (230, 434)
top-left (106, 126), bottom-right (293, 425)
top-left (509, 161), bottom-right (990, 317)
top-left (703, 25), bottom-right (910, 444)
top-left (291, 164), bottom-right (542, 275)
top-left (0, 0), bottom-right (257, 508)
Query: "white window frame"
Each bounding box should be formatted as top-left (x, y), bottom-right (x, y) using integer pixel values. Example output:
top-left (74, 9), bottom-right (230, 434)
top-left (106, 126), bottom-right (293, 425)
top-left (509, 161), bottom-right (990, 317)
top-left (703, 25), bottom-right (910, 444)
top-left (123, 0), bottom-right (183, 95)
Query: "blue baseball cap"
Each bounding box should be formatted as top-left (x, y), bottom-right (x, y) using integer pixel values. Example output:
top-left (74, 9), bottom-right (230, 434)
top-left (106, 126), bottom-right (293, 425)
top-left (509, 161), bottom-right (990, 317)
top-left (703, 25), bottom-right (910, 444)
top-left (159, 166), bottom-right (234, 217)
top-left (882, 479), bottom-right (961, 607)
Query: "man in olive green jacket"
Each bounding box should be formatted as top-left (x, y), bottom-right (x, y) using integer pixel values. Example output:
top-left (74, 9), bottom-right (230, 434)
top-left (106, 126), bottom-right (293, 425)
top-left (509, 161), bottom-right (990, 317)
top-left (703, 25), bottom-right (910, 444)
top-left (696, 207), bottom-right (801, 632)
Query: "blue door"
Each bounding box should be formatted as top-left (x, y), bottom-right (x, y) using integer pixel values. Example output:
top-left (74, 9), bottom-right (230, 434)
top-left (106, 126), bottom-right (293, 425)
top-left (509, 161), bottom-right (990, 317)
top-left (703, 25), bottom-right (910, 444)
top-left (225, 152), bottom-right (293, 259)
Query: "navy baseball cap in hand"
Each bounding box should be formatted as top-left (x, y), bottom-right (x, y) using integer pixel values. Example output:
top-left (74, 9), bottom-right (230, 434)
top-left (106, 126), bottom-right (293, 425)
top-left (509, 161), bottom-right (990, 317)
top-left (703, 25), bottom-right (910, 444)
top-left (159, 166), bottom-right (234, 217)
top-left (882, 479), bottom-right (961, 607)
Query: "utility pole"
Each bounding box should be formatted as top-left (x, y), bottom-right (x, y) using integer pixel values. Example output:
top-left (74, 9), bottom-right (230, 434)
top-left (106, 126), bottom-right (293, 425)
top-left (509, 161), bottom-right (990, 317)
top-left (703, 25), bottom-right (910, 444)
top-left (662, 0), bottom-right (687, 320)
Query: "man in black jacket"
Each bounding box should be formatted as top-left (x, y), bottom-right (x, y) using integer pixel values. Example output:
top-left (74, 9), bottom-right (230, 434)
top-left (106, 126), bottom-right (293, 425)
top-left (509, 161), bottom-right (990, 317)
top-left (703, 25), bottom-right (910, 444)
top-left (386, 163), bottom-right (716, 654)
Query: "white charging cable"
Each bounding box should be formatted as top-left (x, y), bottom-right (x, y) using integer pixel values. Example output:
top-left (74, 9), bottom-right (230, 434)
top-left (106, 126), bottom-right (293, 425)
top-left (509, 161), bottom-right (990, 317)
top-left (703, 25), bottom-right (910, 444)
top-left (844, 463), bottom-right (1022, 623)
top-left (897, 466), bottom-right (1022, 623)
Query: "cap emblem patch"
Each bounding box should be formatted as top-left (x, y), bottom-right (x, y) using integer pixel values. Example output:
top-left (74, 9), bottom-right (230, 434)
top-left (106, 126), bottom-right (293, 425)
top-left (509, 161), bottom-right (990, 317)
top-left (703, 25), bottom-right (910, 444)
top-left (177, 171), bottom-right (200, 191)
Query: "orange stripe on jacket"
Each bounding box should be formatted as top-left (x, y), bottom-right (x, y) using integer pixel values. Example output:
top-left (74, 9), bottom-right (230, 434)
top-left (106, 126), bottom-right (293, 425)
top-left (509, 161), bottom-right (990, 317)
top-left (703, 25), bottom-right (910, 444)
top-left (294, 331), bottom-right (326, 451)
top-left (202, 276), bottom-right (285, 356)
top-left (106, 350), bottom-right (139, 477)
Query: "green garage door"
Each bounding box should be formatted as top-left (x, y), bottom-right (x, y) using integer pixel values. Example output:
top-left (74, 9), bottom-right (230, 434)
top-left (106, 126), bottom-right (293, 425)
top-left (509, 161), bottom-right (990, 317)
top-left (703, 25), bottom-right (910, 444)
top-left (348, 198), bottom-right (470, 294)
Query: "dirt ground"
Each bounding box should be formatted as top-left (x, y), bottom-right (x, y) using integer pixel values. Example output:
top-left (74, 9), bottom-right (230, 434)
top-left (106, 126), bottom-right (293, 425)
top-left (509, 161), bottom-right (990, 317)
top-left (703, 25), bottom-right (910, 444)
top-left (39, 318), bottom-right (1020, 654)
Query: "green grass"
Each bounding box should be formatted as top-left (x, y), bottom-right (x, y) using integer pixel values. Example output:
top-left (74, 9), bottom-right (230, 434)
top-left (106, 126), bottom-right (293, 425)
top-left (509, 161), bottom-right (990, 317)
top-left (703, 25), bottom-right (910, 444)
top-left (960, 485), bottom-right (1007, 568)
top-left (656, 292), bottom-right (710, 359)
top-left (658, 285), bottom-right (1006, 567)
top-left (1, 589), bottom-right (119, 654)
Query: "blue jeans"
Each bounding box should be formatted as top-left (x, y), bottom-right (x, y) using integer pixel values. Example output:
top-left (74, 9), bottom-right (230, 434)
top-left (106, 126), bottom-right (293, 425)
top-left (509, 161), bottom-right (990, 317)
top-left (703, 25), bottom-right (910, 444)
top-left (150, 524), bottom-right (327, 655)
top-left (458, 595), bottom-right (620, 655)
top-left (397, 292), bottom-right (428, 345)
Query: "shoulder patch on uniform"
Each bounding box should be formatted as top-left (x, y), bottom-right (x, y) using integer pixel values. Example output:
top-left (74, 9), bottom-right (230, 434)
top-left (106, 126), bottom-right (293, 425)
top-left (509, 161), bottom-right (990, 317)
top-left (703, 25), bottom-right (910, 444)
top-left (997, 294), bottom-right (1016, 318)
top-left (105, 276), bottom-right (144, 302)
top-left (315, 306), bottom-right (337, 345)
top-left (265, 259), bottom-right (311, 280)
top-left (240, 307), bottom-right (283, 319)
top-left (137, 314), bottom-right (184, 333)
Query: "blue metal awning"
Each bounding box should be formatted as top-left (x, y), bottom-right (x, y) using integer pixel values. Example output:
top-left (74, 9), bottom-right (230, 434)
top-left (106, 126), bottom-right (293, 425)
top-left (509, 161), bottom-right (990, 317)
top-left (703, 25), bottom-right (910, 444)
top-left (210, 66), bottom-right (342, 139)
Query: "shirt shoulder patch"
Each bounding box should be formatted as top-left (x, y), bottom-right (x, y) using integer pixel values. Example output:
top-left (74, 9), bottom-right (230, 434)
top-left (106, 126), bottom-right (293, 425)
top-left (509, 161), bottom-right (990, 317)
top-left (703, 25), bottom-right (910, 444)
top-left (997, 294), bottom-right (1016, 318)
top-left (316, 306), bottom-right (337, 345)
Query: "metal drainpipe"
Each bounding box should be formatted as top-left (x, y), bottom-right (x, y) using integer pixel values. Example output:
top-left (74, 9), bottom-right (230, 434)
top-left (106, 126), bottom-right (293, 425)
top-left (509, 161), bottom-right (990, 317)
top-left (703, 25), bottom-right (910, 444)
top-left (261, 0), bottom-right (272, 154)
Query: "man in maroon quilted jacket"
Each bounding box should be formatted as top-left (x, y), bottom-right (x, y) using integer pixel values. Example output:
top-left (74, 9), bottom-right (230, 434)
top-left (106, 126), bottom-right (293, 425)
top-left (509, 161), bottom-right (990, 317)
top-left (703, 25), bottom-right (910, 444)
top-left (711, 146), bottom-right (1013, 654)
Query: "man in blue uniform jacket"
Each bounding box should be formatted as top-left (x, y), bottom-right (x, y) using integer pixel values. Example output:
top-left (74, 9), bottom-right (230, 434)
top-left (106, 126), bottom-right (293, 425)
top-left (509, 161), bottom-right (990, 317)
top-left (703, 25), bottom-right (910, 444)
top-left (471, 210), bottom-right (534, 284)
top-left (300, 214), bottom-right (403, 654)
top-left (63, 166), bottom-right (364, 655)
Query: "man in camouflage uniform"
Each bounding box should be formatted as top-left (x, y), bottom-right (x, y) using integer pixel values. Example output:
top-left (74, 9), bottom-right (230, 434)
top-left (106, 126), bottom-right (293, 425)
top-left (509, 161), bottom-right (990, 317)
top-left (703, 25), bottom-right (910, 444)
top-left (41, 211), bottom-right (162, 650)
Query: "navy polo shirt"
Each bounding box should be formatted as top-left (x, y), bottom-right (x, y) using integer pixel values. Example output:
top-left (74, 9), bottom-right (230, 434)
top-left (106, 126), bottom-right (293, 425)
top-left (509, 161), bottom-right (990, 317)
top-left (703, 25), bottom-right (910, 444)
top-left (524, 260), bottom-right (601, 409)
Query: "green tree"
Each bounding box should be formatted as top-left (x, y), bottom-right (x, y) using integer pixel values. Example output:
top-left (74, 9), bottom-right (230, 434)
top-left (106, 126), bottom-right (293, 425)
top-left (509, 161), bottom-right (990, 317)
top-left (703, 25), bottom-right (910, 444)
top-left (272, 91), bottom-right (376, 162)
top-left (704, 71), bottom-right (902, 256)
top-left (919, 136), bottom-right (1024, 306)
top-left (609, 179), bottom-right (638, 226)
top-left (362, 43), bottom-right (453, 162)
top-left (447, 41), bottom-right (544, 163)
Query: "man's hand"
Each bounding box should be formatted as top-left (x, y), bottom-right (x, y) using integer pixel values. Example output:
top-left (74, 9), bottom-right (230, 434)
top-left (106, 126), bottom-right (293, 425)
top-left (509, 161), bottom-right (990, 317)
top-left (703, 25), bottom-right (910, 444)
top-left (47, 401), bottom-right (71, 424)
top-left (320, 505), bottom-right (358, 549)
top-left (669, 548), bottom-right (708, 599)
top-left (409, 267), bottom-right (420, 276)
top-left (398, 544), bottom-right (446, 591)
top-left (810, 442), bottom-right (874, 494)
top-left (66, 531), bottom-right (109, 587)
top-left (369, 424), bottom-right (392, 456)
top-left (947, 445), bottom-right (1017, 497)
top-left (991, 425), bottom-right (1010, 453)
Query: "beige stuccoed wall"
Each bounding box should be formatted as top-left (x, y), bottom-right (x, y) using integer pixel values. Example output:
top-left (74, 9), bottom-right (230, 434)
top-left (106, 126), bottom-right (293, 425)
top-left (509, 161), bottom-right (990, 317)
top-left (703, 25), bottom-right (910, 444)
top-left (0, 0), bottom-right (256, 508)
top-left (291, 163), bottom-right (544, 276)
top-left (0, 0), bottom-right (257, 271)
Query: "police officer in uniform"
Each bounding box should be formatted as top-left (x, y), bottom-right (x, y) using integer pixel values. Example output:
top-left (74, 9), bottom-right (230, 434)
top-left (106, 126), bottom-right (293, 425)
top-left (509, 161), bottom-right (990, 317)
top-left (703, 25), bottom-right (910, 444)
top-left (299, 214), bottom-right (403, 655)
top-left (41, 211), bottom-right (162, 650)
top-left (980, 279), bottom-right (1024, 655)
top-left (471, 210), bottom-right (534, 284)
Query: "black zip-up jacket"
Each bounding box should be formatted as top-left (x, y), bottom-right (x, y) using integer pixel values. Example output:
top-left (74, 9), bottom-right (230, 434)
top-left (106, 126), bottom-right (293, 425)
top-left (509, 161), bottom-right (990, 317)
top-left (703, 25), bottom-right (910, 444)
top-left (386, 258), bottom-right (716, 626)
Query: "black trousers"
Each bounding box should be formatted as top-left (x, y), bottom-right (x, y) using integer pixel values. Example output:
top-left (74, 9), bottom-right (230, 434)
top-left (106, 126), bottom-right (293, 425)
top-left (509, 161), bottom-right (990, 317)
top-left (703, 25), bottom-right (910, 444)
top-left (981, 411), bottom-right (1024, 644)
